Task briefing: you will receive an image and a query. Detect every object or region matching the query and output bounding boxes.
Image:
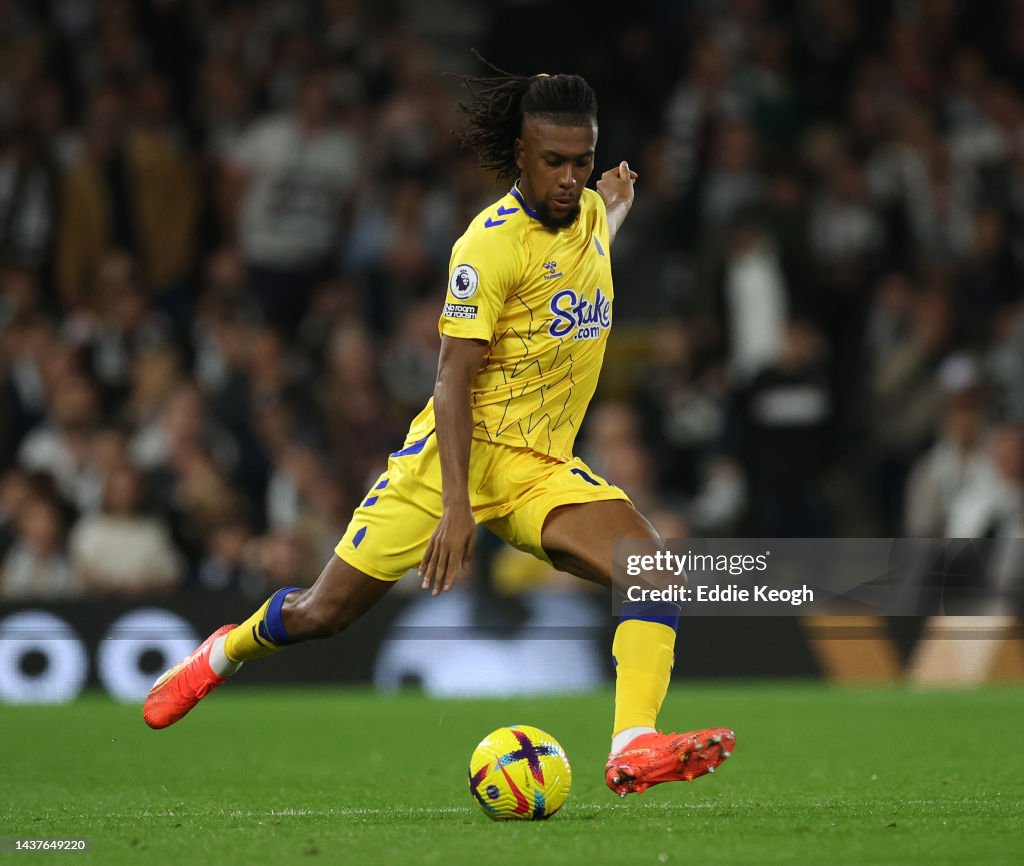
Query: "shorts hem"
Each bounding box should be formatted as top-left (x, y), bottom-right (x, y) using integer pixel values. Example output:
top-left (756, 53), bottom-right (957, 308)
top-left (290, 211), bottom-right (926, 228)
top-left (536, 485), bottom-right (632, 521)
top-left (334, 547), bottom-right (409, 582)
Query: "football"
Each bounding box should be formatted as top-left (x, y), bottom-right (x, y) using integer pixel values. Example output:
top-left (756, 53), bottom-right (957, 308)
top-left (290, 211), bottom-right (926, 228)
top-left (468, 725), bottom-right (572, 820)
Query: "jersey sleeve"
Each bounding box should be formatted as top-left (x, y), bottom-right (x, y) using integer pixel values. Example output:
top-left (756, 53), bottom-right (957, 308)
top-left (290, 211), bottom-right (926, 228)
top-left (589, 188), bottom-right (612, 251)
top-left (438, 226), bottom-right (523, 342)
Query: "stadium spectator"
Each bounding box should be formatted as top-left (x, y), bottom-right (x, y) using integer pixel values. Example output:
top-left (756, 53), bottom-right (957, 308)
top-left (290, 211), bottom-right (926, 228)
top-left (381, 298), bottom-right (444, 416)
top-left (602, 134), bottom-right (682, 321)
top-left (986, 300), bottom-right (1024, 423)
top-left (189, 250), bottom-right (260, 396)
top-left (0, 122), bottom-right (60, 274)
top-left (633, 317), bottom-right (726, 500)
top-left (664, 39), bottom-right (742, 226)
top-left (262, 442), bottom-right (351, 563)
top-left (224, 67), bottom-right (360, 335)
top-left (579, 401), bottom-right (645, 479)
top-left (945, 424), bottom-right (1024, 538)
top-left (55, 83), bottom-right (199, 309)
top-left (266, 443), bottom-right (327, 531)
top-left (808, 146), bottom-right (884, 298)
top-left (905, 357), bottom-right (990, 537)
top-left (867, 276), bottom-right (955, 532)
top-left (0, 312), bottom-right (54, 464)
top-left (734, 319), bottom-right (834, 536)
top-left (197, 59), bottom-right (252, 166)
top-left (318, 321), bottom-right (404, 490)
top-left (0, 492), bottom-right (76, 600)
top-left (0, 467), bottom-right (41, 560)
top-left (255, 527), bottom-right (317, 591)
top-left (82, 251), bottom-right (174, 408)
top-left (164, 441), bottom-right (243, 568)
top-left (346, 177), bottom-right (450, 335)
top-left (710, 212), bottom-right (790, 384)
top-left (69, 459), bottom-right (182, 596)
top-left (195, 516), bottom-right (265, 599)
top-left (235, 326), bottom-right (308, 431)
top-left (131, 380), bottom-right (238, 480)
top-left (72, 424), bottom-right (131, 515)
top-left (700, 118), bottom-right (763, 233)
top-left (17, 370), bottom-right (100, 510)
top-left (956, 206), bottom-right (1022, 348)
top-left (121, 344), bottom-right (184, 442)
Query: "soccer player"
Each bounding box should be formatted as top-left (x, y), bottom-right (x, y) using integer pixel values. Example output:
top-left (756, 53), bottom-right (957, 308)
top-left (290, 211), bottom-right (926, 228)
top-left (144, 65), bottom-right (735, 796)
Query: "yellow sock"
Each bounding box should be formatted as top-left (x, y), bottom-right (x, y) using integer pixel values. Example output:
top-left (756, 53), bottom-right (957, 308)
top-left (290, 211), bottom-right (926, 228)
top-left (224, 587), bottom-right (300, 663)
top-left (611, 618), bottom-right (676, 735)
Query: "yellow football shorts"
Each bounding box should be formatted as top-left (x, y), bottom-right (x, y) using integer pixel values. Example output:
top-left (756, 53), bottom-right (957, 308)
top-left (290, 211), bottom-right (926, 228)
top-left (335, 432), bottom-right (631, 581)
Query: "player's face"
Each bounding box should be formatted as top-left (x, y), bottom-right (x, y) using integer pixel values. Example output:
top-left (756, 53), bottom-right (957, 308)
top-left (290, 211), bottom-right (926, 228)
top-left (515, 118), bottom-right (597, 228)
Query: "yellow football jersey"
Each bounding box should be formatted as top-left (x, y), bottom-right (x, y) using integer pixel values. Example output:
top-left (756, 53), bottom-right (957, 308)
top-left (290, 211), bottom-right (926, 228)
top-left (404, 184), bottom-right (614, 460)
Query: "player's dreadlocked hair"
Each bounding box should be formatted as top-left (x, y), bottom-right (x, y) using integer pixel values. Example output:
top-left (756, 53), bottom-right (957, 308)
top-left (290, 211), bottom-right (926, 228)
top-left (453, 53), bottom-right (597, 181)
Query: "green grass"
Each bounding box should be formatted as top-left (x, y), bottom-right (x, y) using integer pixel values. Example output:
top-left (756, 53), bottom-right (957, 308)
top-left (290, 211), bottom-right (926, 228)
top-left (2, 684), bottom-right (1022, 865)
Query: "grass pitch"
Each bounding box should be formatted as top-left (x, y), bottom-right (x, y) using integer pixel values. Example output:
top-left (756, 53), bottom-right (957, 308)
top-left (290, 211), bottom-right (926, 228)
top-left (2, 683), bottom-right (1022, 865)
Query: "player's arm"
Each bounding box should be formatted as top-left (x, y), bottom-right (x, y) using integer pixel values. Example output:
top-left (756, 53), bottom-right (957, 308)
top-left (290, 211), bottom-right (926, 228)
top-left (596, 160), bottom-right (639, 246)
top-left (419, 335), bottom-right (489, 596)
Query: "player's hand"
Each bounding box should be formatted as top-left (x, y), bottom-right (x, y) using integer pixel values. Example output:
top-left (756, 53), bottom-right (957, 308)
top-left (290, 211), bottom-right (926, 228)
top-left (419, 501), bottom-right (477, 596)
top-left (596, 160), bottom-right (638, 211)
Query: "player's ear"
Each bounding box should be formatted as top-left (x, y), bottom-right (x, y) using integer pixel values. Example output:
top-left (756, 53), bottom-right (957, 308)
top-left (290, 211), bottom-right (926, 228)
top-left (514, 137), bottom-right (525, 171)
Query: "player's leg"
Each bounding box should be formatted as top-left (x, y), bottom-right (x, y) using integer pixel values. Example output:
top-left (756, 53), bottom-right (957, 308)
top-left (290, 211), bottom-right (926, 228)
top-left (539, 498), bottom-right (735, 795)
top-left (222, 555), bottom-right (394, 660)
top-left (142, 556), bottom-right (393, 729)
top-left (541, 499), bottom-right (678, 743)
top-left (144, 451), bottom-right (441, 730)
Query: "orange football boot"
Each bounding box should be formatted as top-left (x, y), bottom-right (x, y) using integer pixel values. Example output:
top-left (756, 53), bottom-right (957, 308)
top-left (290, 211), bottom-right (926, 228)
top-left (143, 624), bottom-right (237, 729)
top-left (605, 727), bottom-right (736, 796)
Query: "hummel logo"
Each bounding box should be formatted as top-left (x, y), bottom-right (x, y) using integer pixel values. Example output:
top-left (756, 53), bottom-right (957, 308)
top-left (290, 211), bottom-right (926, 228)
top-left (497, 205), bottom-right (519, 216)
top-left (542, 260), bottom-right (563, 280)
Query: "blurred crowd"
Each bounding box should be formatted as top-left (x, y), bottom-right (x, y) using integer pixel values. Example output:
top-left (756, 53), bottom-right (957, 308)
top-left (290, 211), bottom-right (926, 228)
top-left (2, 0), bottom-right (1024, 602)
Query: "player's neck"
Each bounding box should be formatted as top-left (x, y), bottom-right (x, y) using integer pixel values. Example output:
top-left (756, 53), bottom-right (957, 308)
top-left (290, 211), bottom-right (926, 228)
top-left (513, 178), bottom-right (540, 212)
